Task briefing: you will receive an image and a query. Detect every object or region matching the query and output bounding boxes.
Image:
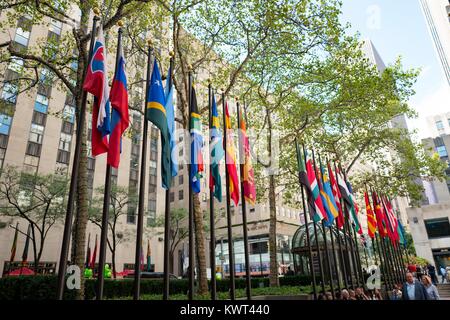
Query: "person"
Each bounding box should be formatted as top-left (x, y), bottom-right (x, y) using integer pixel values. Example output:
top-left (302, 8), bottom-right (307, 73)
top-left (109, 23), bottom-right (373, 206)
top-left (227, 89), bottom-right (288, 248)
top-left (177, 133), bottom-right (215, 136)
top-left (402, 272), bottom-right (428, 300)
top-left (427, 264), bottom-right (437, 284)
top-left (391, 284), bottom-right (402, 300)
top-left (348, 289), bottom-right (357, 300)
top-left (341, 289), bottom-right (350, 300)
top-left (355, 287), bottom-right (369, 300)
top-left (422, 275), bottom-right (440, 300)
top-left (335, 290), bottom-right (342, 300)
top-left (440, 266), bottom-right (447, 284)
top-left (285, 266), bottom-right (295, 276)
top-left (317, 292), bottom-right (326, 300)
top-left (373, 288), bottom-right (383, 300)
top-left (325, 291), bottom-right (333, 300)
top-left (407, 263), bottom-right (416, 274)
top-left (416, 265), bottom-right (423, 281)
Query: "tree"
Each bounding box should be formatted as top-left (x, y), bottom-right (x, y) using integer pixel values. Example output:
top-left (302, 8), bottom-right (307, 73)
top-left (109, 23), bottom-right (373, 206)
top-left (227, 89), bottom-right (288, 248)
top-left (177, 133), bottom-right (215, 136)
top-left (149, 208), bottom-right (188, 274)
top-left (0, 166), bottom-right (68, 270)
top-left (88, 185), bottom-right (137, 278)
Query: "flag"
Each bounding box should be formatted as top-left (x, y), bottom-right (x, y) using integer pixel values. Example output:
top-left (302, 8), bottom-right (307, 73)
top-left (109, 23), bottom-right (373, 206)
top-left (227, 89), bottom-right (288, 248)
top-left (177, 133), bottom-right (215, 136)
top-left (22, 224), bottom-right (31, 263)
top-left (146, 239), bottom-right (152, 272)
top-left (398, 220), bottom-right (407, 248)
top-left (346, 180), bottom-right (362, 234)
top-left (165, 61), bottom-right (178, 177)
top-left (108, 36), bottom-right (129, 168)
top-left (328, 163), bottom-right (345, 229)
top-left (83, 25), bottom-right (110, 156)
top-left (372, 192), bottom-right (388, 238)
top-left (190, 86), bottom-right (204, 194)
top-left (336, 166), bottom-right (351, 206)
top-left (319, 163), bottom-right (339, 227)
top-left (10, 222), bottom-right (19, 262)
top-left (224, 102), bottom-right (239, 205)
top-left (365, 192), bottom-right (377, 239)
top-left (209, 94), bottom-right (223, 201)
top-left (85, 233), bottom-right (91, 268)
top-left (239, 106), bottom-right (256, 205)
top-left (383, 196), bottom-right (400, 244)
top-left (305, 151), bottom-right (326, 222)
top-left (147, 59), bottom-right (171, 189)
top-left (296, 142), bottom-right (316, 217)
top-left (90, 234), bottom-right (98, 270)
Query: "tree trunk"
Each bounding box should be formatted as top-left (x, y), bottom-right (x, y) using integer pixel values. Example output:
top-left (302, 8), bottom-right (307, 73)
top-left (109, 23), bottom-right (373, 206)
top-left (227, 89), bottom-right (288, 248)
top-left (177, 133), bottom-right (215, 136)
top-left (193, 193), bottom-right (208, 294)
top-left (268, 174), bottom-right (279, 287)
top-left (73, 127), bottom-right (89, 300)
top-left (111, 248), bottom-right (116, 279)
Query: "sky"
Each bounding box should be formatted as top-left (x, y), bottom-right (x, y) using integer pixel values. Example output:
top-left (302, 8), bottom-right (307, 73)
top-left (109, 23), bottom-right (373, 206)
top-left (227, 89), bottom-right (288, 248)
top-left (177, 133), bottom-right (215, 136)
top-left (340, 0), bottom-right (450, 139)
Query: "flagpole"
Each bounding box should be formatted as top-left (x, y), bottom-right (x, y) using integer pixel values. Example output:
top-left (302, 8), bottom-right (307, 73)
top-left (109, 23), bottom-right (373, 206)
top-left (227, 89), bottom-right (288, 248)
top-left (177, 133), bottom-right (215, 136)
top-left (295, 140), bottom-right (317, 299)
top-left (222, 92), bottom-right (236, 300)
top-left (208, 83), bottom-right (217, 300)
top-left (303, 145), bottom-right (326, 294)
top-left (326, 160), bottom-right (347, 290)
top-left (133, 40), bottom-right (153, 300)
top-left (312, 151), bottom-right (334, 296)
top-left (340, 166), bottom-right (364, 287)
top-left (163, 52), bottom-right (175, 301)
top-left (236, 98), bottom-right (251, 300)
top-left (56, 9), bottom-right (99, 300)
top-left (333, 162), bottom-right (354, 289)
top-left (95, 20), bottom-right (123, 300)
top-left (187, 66), bottom-right (195, 300)
top-left (318, 154), bottom-right (341, 293)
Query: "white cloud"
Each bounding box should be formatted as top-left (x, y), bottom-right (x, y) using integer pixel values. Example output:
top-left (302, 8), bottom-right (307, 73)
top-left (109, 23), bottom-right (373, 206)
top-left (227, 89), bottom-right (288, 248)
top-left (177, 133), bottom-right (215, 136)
top-left (407, 83), bottom-right (450, 139)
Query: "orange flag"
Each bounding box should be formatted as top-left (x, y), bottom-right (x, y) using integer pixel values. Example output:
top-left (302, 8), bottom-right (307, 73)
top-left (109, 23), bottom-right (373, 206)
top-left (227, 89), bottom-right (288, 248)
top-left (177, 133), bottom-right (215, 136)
top-left (225, 102), bottom-right (240, 206)
top-left (239, 107), bottom-right (256, 205)
top-left (365, 192), bottom-right (377, 238)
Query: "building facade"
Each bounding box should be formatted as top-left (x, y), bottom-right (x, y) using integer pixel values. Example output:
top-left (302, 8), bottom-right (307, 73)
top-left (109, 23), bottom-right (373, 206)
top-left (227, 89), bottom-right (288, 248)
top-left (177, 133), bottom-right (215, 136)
top-left (419, 0), bottom-right (450, 86)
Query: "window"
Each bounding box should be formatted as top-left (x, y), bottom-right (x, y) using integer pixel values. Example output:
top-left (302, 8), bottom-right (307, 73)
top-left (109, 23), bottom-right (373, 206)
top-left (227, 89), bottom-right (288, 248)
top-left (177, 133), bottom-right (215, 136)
top-left (178, 175), bottom-right (184, 185)
top-left (49, 19), bottom-right (62, 35)
top-left (63, 105), bottom-right (75, 123)
top-left (127, 205), bottom-right (136, 224)
top-left (59, 133), bottom-right (71, 151)
top-left (0, 134), bottom-right (8, 149)
top-left (14, 26), bottom-right (30, 46)
top-left (57, 150), bottom-right (70, 164)
top-left (35, 94), bottom-right (49, 113)
top-left (148, 200), bottom-right (156, 212)
top-left (150, 151), bottom-right (157, 161)
top-left (130, 168), bottom-right (138, 181)
top-left (32, 111), bottom-right (46, 126)
top-left (178, 190), bottom-right (184, 200)
top-left (61, 121), bottom-right (73, 134)
top-left (1, 83), bottom-right (18, 104)
top-left (169, 192), bottom-right (175, 202)
top-left (0, 114), bottom-right (12, 135)
top-left (26, 141), bottom-right (42, 157)
top-left (424, 218), bottom-right (450, 239)
top-left (87, 157), bottom-right (95, 171)
top-left (8, 57), bottom-right (23, 73)
top-left (436, 120), bottom-right (444, 130)
top-left (29, 124), bottom-right (44, 144)
top-left (437, 145), bottom-right (448, 158)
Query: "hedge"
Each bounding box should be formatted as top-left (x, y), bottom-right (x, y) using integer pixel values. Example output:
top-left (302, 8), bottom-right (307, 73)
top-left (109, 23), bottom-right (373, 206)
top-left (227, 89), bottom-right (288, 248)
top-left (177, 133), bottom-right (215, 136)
top-left (0, 275), bottom-right (318, 300)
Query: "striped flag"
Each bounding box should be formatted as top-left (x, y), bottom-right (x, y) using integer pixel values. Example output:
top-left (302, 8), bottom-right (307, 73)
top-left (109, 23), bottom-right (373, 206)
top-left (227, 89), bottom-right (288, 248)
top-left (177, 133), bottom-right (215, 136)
top-left (190, 86), bottom-right (204, 193)
top-left (319, 164), bottom-right (339, 227)
top-left (224, 102), bottom-right (239, 206)
top-left (238, 106), bottom-right (256, 205)
top-left (328, 163), bottom-right (345, 229)
top-left (305, 152), bottom-right (326, 222)
top-left (209, 94), bottom-right (223, 201)
top-left (365, 192), bottom-right (377, 238)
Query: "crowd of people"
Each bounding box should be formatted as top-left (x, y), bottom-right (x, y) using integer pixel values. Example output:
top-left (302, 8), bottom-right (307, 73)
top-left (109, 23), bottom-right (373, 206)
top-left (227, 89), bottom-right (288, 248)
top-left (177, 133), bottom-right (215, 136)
top-left (316, 262), bottom-right (449, 300)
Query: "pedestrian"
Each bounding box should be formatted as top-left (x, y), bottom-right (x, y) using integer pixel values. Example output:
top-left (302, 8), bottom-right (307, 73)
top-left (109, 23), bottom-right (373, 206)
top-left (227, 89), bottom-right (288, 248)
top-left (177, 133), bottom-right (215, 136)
top-left (422, 275), bottom-right (440, 300)
top-left (348, 289), bottom-right (357, 300)
top-left (416, 265), bottom-right (423, 281)
top-left (391, 283), bottom-right (402, 300)
top-left (285, 266), bottom-right (294, 276)
top-left (335, 290), bottom-right (342, 300)
top-left (325, 291), bottom-right (333, 300)
top-left (402, 272), bottom-right (428, 300)
top-left (341, 289), bottom-right (350, 300)
top-left (355, 287), bottom-right (369, 300)
top-left (373, 288), bottom-right (383, 300)
top-left (440, 266), bottom-right (447, 284)
top-left (427, 263), bottom-right (438, 284)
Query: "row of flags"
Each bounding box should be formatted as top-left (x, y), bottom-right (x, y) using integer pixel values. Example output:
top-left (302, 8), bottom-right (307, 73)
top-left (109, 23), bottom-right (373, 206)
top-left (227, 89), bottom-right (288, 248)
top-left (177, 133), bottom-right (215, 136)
top-left (84, 23), bottom-right (256, 205)
top-left (295, 142), bottom-right (406, 249)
